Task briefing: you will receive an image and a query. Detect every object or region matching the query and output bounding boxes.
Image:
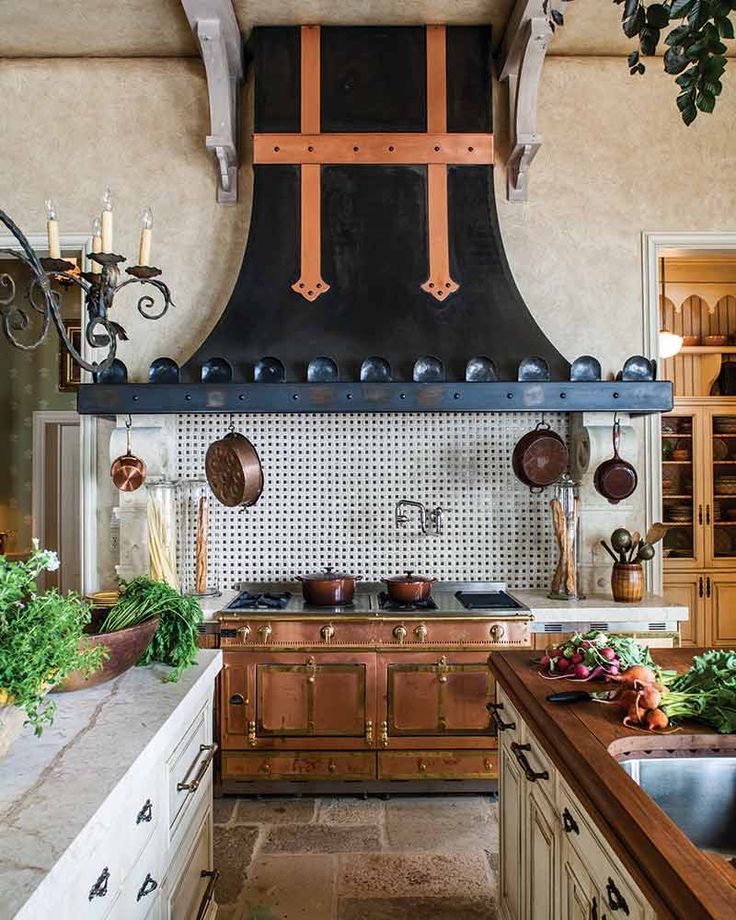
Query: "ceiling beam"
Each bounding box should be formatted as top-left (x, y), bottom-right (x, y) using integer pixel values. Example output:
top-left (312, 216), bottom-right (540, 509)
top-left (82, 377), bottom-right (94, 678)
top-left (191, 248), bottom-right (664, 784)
top-left (181, 0), bottom-right (244, 203)
top-left (498, 0), bottom-right (564, 201)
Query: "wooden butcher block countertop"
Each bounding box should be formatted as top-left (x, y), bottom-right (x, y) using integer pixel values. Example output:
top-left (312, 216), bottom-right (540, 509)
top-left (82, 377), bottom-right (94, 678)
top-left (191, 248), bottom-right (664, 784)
top-left (490, 649), bottom-right (736, 919)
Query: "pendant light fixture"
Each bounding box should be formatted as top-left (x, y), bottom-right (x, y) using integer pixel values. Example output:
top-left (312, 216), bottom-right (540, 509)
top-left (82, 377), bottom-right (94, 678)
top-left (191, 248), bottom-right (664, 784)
top-left (658, 256), bottom-right (684, 360)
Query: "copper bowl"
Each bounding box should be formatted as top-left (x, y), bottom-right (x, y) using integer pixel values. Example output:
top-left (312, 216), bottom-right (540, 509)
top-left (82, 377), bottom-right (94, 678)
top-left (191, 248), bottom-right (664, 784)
top-left (53, 617), bottom-right (160, 692)
top-left (382, 571), bottom-right (437, 604)
top-left (296, 568), bottom-right (362, 606)
top-left (704, 334), bottom-right (728, 347)
top-left (681, 335), bottom-right (701, 347)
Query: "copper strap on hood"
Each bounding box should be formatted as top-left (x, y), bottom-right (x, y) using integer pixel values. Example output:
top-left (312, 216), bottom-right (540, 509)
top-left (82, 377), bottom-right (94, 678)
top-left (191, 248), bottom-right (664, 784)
top-left (291, 25), bottom-right (330, 302)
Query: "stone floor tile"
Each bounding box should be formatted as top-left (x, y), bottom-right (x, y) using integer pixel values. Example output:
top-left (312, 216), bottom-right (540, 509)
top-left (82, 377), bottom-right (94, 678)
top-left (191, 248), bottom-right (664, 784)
top-left (214, 797), bottom-right (237, 825)
top-left (384, 795), bottom-right (498, 852)
top-left (214, 825), bottom-right (260, 905)
top-left (238, 854), bottom-right (337, 919)
top-left (338, 853), bottom-right (492, 900)
top-left (262, 823), bottom-right (382, 854)
top-left (338, 896), bottom-right (497, 920)
top-left (316, 797), bottom-right (384, 826)
top-left (235, 796), bottom-right (316, 825)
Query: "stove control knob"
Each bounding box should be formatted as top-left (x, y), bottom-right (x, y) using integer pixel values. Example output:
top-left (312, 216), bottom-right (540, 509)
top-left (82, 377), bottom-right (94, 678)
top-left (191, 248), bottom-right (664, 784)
top-left (393, 624), bottom-right (408, 644)
top-left (414, 623), bottom-right (428, 643)
top-left (489, 624), bottom-right (506, 642)
top-left (320, 624), bottom-right (335, 643)
top-left (237, 625), bottom-right (251, 642)
top-left (258, 624), bottom-right (272, 643)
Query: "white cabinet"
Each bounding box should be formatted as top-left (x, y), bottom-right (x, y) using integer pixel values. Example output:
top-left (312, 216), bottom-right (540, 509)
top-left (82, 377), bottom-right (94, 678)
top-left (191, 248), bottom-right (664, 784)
top-left (496, 686), bottom-right (655, 920)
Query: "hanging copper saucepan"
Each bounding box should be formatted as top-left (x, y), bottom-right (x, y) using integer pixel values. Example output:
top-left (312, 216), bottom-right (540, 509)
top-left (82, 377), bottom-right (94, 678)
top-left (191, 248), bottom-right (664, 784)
top-left (512, 421), bottom-right (568, 493)
top-left (205, 421), bottom-right (264, 508)
top-left (594, 417), bottom-right (638, 505)
top-left (110, 417), bottom-right (147, 492)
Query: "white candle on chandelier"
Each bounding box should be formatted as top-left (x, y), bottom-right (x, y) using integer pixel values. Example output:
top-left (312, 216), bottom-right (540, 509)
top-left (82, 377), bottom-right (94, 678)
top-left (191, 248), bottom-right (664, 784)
top-left (45, 199), bottom-right (60, 260)
top-left (91, 216), bottom-right (102, 274)
top-left (138, 207), bottom-right (153, 266)
top-left (100, 186), bottom-right (113, 252)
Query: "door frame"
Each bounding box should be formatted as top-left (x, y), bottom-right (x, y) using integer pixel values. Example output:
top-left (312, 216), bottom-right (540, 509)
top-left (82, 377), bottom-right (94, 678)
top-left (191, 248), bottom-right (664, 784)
top-left (641, 231), bottom-right (736, 594)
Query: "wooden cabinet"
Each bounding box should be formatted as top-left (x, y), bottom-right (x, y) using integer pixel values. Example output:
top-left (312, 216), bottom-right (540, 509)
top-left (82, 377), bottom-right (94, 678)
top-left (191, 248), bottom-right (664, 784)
top-left (496, 686), bottom-right (655, 920)
top-left (663, 399), bottom-right (736, 645)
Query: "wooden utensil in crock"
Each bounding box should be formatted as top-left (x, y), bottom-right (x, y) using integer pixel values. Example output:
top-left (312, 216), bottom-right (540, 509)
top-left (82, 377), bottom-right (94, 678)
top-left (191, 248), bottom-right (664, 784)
top-left (594, 418), bottom-right (638, 505)
top-left (110, 418), bottom-right (147, 492)
top-left (296, 567), bottom-right (362, 605)
top-left (611, 563), bottom-right (644, 603)
top-left (382, 571), bottom-right (437, 604)
top-left (511, 421), bottom-right (568, 493)
top-left (205, 427), bottom-right (263, 508)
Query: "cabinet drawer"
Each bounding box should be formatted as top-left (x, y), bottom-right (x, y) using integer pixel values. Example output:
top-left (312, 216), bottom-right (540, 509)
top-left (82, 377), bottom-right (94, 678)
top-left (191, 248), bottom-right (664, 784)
top-left (378, 750), bottom-right (497, 780)
top-left (167, 704), bottom-right (214, 836)
top-left (222, 750), bottom-right (376, 780)
top-left (112, 824), bottom-right (166, 920)
top-left (163, 800), bottom-right (216, 920)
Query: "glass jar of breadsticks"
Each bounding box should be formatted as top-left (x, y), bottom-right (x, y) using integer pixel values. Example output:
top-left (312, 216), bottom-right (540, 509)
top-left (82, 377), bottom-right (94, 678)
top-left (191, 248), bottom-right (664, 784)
top-left (177, 479), bottom-right (220, 598)
top-left (548, 474), bottom-right (584, 600)
top-left (145, 480), bottom-right (180, 591)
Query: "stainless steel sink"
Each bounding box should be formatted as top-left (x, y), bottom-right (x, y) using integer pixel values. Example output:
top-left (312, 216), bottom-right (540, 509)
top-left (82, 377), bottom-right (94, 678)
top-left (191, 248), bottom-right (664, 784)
top-left (620, 756), bottom-right (736, 856)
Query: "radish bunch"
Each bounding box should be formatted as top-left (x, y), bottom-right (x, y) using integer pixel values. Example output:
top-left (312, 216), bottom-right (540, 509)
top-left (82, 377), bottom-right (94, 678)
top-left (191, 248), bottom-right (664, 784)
top-left (539, 630), bottom-right (651, 682)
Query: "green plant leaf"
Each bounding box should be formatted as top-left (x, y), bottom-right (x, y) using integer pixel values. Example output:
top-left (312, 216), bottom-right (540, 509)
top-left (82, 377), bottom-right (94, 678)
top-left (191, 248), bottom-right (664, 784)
top-left (647, 3), bottom-right (671, 27)
top-left (664, 47), bottom-right (691, 72)
top-left (670, 0), bottom-right (695, 17)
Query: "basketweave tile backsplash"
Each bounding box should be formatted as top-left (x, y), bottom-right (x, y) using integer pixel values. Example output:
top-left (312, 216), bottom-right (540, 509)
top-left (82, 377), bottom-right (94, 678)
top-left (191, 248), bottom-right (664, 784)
top-left (176, 412), bottom-right (567, 590)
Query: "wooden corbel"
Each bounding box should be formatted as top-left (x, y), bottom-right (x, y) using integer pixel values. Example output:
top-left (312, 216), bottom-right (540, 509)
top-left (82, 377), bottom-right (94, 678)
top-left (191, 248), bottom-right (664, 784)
top-left (181, 0), bottom-right (244, 203)
top-left (498, 0), bottom-right (562, 202)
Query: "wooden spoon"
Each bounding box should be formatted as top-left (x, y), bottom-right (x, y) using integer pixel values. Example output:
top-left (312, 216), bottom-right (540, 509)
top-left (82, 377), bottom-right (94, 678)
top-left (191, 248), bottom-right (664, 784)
top-left (645, 522), bottom-right (669, 546)
top-left (628, 530), bottom-right (641, 563)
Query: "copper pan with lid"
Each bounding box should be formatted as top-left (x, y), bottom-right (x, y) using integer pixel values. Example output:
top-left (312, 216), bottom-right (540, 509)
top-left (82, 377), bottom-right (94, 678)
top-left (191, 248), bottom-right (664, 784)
top-left (382, 570), bottom-right (437, 604)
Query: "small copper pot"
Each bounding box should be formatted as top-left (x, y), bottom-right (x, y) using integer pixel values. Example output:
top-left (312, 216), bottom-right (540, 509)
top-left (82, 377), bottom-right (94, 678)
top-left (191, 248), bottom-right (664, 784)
top-left (382, 571), bottom-right (437, 604)
top-left (110, 420), bottom-right (147, 492)
top-left (296, 567), bottom-right (362, 606)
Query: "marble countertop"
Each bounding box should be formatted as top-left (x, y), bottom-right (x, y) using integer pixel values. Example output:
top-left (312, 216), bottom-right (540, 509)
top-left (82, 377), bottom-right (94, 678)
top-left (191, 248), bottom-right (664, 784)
top-left (0, 650), bottom-right (222, 919)
top-left (511, 590), bottom-right (688, 624)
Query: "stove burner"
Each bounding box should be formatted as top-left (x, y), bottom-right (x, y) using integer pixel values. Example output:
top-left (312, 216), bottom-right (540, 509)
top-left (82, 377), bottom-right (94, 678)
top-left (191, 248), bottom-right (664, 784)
top-left (454, 590), bottom-right (524, 611)
top-left (227, 591), bottom-right (292, 610)
top-left (303, 601), bottom-right (355, 611)
top-left (378, 592), bottom-right (438, 612)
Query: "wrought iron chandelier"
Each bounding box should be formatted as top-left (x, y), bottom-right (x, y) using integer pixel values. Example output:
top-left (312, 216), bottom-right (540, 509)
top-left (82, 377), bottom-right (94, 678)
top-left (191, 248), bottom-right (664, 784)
top-left (0, 191), bottom-right (173, 374)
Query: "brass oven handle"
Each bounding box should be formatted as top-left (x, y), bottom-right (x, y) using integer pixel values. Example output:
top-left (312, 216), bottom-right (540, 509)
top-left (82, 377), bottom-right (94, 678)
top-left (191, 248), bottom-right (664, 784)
top-left (510, 741), bottom-right (549, 782)
top-left (196, 869), bottom-right (220, 920)
top-left (379, 720), bottom-right (389, 747)
top-left (177, 743), bottom-right (218, 793)
top-left (248, 720), bottom-right (257, 746)
top-left (365, 720), bottom-right (373, 745)
top-left (487, 702), bottom-right (516, 732)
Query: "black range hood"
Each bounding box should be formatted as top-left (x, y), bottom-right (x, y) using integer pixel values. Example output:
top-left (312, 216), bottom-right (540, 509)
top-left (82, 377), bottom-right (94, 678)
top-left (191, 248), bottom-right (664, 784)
top-left (77, 25), bottom-right (671, 417)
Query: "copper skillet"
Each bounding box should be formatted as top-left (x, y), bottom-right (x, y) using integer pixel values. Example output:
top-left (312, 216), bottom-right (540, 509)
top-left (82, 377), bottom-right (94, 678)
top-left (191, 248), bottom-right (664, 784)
top-left (110, 417), bottom-right (147, 492)
top-left (205, 424), bottom-right (264, 508)
top-left (594, 417), bottom-right (638, 505)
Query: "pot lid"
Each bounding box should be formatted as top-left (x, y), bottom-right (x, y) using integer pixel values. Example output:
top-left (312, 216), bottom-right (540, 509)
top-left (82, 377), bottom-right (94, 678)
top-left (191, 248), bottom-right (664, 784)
top-left (298, 566), bottom-right (355, 581)
top-left (383, 570), bottom-right (434, 584)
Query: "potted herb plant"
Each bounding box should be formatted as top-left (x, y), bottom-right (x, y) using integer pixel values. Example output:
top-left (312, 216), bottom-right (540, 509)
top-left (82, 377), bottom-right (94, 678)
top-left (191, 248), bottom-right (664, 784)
top-left (0, 543), bottom-right (106, 754)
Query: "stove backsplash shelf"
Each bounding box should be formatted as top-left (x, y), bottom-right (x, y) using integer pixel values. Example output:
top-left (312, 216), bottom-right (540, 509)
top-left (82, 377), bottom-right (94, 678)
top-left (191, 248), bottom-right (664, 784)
top-left (77, 354), bottom-right (672, 415)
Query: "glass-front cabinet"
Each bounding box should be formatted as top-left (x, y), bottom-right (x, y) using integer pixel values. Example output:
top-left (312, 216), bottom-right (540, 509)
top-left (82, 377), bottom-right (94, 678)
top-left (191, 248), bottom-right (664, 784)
top-left (662, 403), bottom-right (736, 569)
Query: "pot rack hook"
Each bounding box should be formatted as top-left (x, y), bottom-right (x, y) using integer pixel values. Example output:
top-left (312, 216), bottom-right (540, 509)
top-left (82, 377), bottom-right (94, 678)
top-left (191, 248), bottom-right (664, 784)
top-left (125, 414), bottom-right (132, 430)
top-left (228, 412), bottom-right (235, 434)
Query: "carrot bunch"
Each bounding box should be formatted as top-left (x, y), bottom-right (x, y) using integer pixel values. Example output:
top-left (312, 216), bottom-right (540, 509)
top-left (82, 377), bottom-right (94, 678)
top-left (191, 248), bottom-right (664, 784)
top-left (606, 666), bottom-right (671, 732)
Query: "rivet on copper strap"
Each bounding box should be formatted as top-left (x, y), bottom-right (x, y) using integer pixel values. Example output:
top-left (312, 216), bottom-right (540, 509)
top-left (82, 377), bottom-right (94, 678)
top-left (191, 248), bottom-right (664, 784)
top-left (291, 25), bottom-right (330, 302)
top-left (421, 24), bottom-right (459, 301)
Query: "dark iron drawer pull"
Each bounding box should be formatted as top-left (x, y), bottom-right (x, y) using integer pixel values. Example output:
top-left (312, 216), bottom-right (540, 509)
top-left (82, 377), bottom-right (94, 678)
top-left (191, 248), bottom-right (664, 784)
top-left (606, 877), bottom-right (630, 914)
top-left (136, 799), bottom-right (153, 824)
top-left (196, 869), bottom-right (220, 920)
top-left (136, 872), bottom-right (158, 901)
top-left (178, 742), bottom-right (218, 793)
top-left (487, 702), bottom-right (516, 732)
top-left (510, 741), bottom-right (549, 782)
top-left (562, 807), bottom-right (580, 835)
top-left (88, 867), bottom-right (110, 901)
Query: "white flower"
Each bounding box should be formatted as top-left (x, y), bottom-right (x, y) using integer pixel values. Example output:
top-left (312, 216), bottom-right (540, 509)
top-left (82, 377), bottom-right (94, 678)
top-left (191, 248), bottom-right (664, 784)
top-left (45, 551), bottom-right (60, 572)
